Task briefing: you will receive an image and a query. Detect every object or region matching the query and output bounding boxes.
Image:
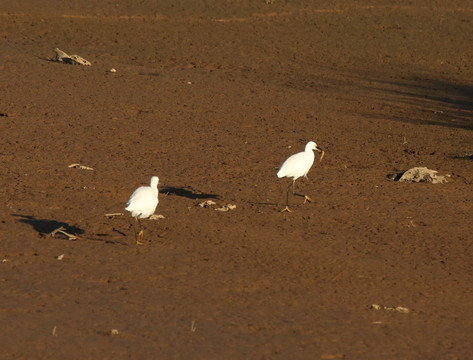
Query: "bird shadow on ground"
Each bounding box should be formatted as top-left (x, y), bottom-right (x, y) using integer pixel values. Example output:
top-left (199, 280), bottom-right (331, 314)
top-left (161, 186), bottom-right (220, 200)
top-left (13, 214), bottom-right (85, 238)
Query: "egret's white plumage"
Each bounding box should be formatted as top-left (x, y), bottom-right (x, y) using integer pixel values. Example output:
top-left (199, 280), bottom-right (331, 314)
top-left (277, 141), bottom-right (319, 180)
top-left (126, 176), bottom-right (159, 243)
top-left (126, 176), bottom-right (159, 218)
top-left (277, 141), bottom-right (323, 212)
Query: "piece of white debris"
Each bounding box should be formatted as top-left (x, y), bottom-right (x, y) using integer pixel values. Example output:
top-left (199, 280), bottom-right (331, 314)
top-left (198, 200), bottom-right (217, 208)
top-left (47, 226), bottom-right (78, 240)
top-left (398, 167), bottom-right (448, 184)
top-left (104, 213), bottom-right (124, 219)
top-left (110, 329), bottom-right (119, 335)
top-left (54, 48), bottom-right (70, 62)
top-left (215, 204), bottom-right (237, 212)
top-left (370, 304), bottom-right (410, 313)
top-left (53, 48), bottom-right (91, 66)
top-left (68, 163), bottom-right (94, 171)
top-left (56, 254), bottom-right (65, 260)
top-left (108, 68), bottom-right (117, 73)
top-left (393, 306), bottom-right (410, 313)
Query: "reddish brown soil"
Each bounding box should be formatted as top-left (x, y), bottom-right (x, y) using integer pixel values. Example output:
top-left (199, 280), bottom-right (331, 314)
top-left (1, 1), bottom-right (473, 359)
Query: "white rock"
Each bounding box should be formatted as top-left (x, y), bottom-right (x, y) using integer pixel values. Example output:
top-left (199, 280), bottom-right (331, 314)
top-left (215, 204), bottom-right (237, 212)
top-left (398, 167), bottom-right (447, 184)
top-left (198, 200), bottom-right (216, 208)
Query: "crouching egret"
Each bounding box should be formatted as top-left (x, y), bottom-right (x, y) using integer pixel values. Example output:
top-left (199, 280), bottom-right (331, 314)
top-left (277, 141), bottom-right (324, 212)
top-left (125, 176), bottom-right (159, 244)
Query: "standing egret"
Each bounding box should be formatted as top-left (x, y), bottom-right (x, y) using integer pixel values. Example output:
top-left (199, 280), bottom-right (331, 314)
top-left (125, 176), bottom-right (159, 244)
top-left (277, 141), bottom-right (324, 212)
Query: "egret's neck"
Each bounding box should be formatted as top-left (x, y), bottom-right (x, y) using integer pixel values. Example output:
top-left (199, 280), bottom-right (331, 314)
top-left (150, 177), bottom-right (159, 190)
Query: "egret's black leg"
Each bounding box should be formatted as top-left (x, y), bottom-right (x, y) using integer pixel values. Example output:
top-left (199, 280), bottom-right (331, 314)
top-left (281, 180), bottom-right (294, 212)
top-left (130, 217), bottom-right (141, 244)
top-left (136, 218), bottom-right (144, 245)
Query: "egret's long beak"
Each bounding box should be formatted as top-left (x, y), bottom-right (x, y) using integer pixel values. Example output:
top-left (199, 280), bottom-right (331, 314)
top-left (316, 146), bottom-right (323, 152)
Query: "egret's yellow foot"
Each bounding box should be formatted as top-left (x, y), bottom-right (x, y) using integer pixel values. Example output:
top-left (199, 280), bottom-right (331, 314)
top-left (304, 195), bottom-right (312, 204)
top-left (280, 206), bottom-right (292, 213)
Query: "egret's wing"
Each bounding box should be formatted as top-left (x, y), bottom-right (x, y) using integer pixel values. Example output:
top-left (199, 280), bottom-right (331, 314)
top-left (126, 186), bottom-right (151, 209)
top-left (277, 152), bottom-right (305, 178)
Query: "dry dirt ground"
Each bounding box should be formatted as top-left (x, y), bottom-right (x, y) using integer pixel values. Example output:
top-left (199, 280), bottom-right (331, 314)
top-left (1, 1), bottom-right (473, 359)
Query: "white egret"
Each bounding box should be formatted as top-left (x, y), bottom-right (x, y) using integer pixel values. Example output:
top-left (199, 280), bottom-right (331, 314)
top-left (125, 176), bottom-right (159, 244)
top-left (277, 141), bottom-right (324, 212)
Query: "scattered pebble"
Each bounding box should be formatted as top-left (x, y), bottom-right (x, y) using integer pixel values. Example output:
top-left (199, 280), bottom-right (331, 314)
top-left (149, 214), bottom-right (165, 220)
top-left (108, 68), bottom-right (117, 73)
top-left (110, 329), bottom-right (119, 335)
top-left (198, 200), bottom-right (236, 212)
top-left (56, 254), bottom-right (65, 260)
top-left (215, 204), bottom-right (237, 212)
